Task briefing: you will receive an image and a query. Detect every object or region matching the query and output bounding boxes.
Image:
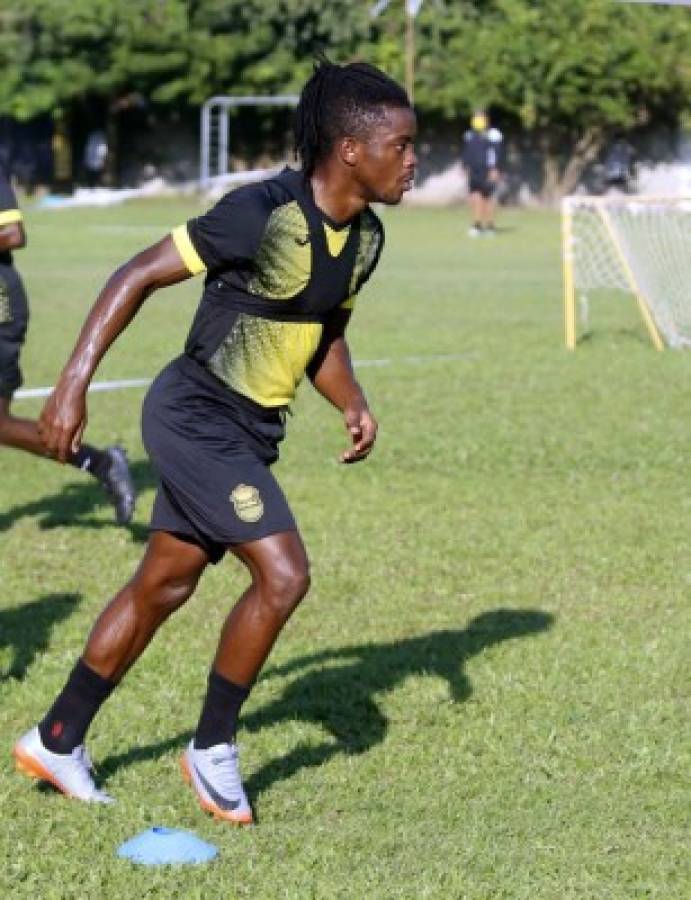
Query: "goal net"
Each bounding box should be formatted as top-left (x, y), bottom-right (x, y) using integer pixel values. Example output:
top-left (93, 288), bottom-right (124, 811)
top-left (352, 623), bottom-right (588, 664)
top-left (561, 196), bottom-right (691, 349)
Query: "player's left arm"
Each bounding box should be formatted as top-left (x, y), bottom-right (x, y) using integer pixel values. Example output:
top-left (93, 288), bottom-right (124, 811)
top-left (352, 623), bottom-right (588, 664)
top-left (307, 308), bottom-right (378, 464)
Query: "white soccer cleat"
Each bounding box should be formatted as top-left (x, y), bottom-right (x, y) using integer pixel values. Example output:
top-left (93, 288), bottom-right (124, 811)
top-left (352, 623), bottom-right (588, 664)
top-left (181, 740), bottom-right (253, 825)
top-left (13, 727), bottom-right (114, 804)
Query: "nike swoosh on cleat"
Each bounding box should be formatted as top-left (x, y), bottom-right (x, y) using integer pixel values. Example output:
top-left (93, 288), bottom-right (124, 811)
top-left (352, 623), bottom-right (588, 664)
top-left (192, 760), bottom-right (241, 810)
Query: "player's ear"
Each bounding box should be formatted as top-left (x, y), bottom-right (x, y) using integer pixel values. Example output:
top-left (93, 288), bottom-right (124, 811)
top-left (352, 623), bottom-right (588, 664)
top-left (338, 136), bottom-right (360, 168)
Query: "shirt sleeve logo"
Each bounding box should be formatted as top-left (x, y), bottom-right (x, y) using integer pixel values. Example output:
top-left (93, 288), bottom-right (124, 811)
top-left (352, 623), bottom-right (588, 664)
top-left (230, 484), bottom-right (264, 522)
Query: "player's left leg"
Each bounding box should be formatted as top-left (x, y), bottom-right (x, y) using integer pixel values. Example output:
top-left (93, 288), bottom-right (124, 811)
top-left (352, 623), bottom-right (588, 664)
top-left (468, 189), bottom-right (484, 236)
top-left (215, 529), bottom-right (310, 686)
top-left (183, 529), bottom-right (310, 824)
top-left (480, 181), bottom-right (498, 234)
top-left (0, 397), bottom-right (136, 524)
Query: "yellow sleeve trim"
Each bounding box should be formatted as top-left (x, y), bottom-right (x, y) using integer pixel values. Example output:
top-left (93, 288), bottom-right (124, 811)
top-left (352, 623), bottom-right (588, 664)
top-left (0, 209), bottom-right (23, 227)
top-left (171, 224), bottom-right (206, 275)
top-left (340, 296), bottom-right (356, 310)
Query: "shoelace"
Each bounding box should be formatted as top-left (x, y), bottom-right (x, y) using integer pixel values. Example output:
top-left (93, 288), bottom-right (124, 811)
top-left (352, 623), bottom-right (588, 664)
top-left (210, 746), bottom-right (243, 798)
top-left (73, 745), bottom-right (94, 772)
top-left (59, 744), bottom-right (112, 801)
top-left (57, 744), bottom-right (100, 796)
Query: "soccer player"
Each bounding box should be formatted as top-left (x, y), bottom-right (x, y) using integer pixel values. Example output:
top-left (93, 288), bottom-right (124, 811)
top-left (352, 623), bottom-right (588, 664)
top-left (461, 111), bottom-right (503, 237)
top-left (13, 60), bottom-right (417, 823)
top-left (0, 166), bottom-right (135, 524)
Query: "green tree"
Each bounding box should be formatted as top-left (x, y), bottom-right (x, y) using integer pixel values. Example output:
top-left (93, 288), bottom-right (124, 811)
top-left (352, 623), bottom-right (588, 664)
top-left (0, 0), bottom-right (371, 178)
top-left (0, 0), bottom-right (371, 117)
top-left (2, 0), bottom-right (689, 196)
top-left (408, 0), bottom-right (691, 197)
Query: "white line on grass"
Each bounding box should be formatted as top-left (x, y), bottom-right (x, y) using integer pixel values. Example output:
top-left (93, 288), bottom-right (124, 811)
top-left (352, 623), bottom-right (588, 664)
top-left (15, 378), bottom-right (153, 400)
top-left (14, 354), bottom-right (468, 401)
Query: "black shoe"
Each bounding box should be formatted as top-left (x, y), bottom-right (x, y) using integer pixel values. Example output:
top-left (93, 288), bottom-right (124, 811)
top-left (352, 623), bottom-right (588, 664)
top-left (100, 446), bottom-right (136, 525)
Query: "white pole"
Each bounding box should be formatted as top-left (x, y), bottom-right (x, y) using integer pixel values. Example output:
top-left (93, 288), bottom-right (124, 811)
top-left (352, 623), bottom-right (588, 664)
top-left (200, 101), bottom-right (211, 184)
top-left (218, 105), bottom-right (229, 179)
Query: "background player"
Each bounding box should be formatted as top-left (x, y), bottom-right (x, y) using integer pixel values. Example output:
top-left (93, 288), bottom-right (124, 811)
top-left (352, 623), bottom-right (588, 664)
top-left (462, 110), bottom-right (504, 237)
top-left (13, 60), bottom-right (417, 824)
top-left (0, 165), bottom-right (135, 524)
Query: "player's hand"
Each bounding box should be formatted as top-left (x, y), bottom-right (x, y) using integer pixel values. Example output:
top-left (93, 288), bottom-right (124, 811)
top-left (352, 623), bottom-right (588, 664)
top-left (340, 404), bottom-right (378, 464)
top-left (39, 384), bottom-right (88, 463)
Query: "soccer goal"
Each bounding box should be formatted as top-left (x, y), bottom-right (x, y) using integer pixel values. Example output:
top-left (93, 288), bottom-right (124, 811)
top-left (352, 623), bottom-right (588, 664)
top-left (199, 95), bottom-right (299, 186)
top-left (561, 196), bottom-right (691, 350)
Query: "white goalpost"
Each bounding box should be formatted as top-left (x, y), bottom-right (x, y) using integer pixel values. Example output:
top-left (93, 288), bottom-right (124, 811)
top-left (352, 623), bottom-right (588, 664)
top-left (199, 95), bottom-right (299, 187)
top-left (561, 196), bottom-right (691, 350)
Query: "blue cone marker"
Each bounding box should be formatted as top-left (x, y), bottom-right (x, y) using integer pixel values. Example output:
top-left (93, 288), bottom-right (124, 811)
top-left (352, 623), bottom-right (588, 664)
top-left (117, 827), bottom-right (218, 865)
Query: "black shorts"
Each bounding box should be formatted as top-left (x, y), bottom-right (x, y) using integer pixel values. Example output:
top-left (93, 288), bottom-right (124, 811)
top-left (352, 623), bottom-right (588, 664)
top-left (0, 265), bottom-right (29, 399)
top-left (468, 172), bottom-right (496, 199)
top-left (142, 355), bottom-right (296, 564)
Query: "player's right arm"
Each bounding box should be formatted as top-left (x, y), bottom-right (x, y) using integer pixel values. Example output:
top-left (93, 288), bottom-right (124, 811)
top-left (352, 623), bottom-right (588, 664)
top-left (0, 221), bottom-right (26, 252)
top-left (39, 235), bottom-right (193, 462)
top-left (0, 175), bottom-right (26, 251)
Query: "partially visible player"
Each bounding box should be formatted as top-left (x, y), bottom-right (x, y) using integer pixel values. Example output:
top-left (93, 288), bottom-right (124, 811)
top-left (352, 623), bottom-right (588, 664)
top-left (462, 111), bottom-right (504, 237)
top-left (13, 59), bottom-right (416, 823)
top-left (0, 166), bottom-right (135, 524)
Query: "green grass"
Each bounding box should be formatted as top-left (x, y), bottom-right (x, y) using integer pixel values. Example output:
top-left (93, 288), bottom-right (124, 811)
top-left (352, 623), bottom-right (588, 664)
top-left (1, 199), bottom-right (689, 898)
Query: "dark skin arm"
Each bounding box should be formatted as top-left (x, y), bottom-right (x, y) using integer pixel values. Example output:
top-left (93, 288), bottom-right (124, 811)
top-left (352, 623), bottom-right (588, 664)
top-left (39, 235), bottom-right (190, 462)
top-left (307, 308), bottom-right (378, 463)
top-left (0, 221), bottom-right (26, 252)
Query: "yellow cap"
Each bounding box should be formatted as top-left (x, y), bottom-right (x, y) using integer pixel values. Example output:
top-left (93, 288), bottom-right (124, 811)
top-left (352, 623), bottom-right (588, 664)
top-left (471, 112), bottom-right (488, 131)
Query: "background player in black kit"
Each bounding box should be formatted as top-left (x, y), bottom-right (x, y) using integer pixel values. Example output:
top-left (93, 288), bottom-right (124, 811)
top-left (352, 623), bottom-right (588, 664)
top-left (0, 167), bottom-right (135, 524)
top-left (14, 60), bottom-right (417, 824)
top-left (462, 111), bottom-right (504, 237)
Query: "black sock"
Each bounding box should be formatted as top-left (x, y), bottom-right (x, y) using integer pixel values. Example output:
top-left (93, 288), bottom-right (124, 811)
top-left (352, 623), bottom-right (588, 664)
top-left (194, 670), bottom-right (250, 750)
top-left (38, 659), bottom-right (116, 754)
top-left (69, 444), bottom-right (110, 481)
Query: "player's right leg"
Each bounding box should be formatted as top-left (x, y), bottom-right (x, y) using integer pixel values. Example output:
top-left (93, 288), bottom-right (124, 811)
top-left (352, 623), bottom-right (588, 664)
top-left (13, 531), bottom-right (209, 802)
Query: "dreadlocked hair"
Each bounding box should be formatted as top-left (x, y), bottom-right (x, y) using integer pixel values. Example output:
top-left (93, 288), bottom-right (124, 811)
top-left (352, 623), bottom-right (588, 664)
top-left (294, 57), bottom-right (411, 177)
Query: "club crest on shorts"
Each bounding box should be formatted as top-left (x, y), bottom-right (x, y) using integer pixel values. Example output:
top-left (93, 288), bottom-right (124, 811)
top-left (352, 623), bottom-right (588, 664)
top-left (230, 483), bottom-right (264, 523)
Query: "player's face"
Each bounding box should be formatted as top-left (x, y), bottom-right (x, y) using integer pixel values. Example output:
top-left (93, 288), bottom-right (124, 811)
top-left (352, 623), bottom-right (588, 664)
top-left (353, 106), bottom-right (418, 205)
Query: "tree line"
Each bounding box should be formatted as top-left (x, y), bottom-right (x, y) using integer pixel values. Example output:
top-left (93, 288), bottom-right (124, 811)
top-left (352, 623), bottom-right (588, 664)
top-left (1, 0), bottom-right (689, 196)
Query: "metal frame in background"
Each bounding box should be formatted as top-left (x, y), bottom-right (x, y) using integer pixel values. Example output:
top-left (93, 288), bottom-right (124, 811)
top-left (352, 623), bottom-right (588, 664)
top-left (199, 95), bottom-right (299, 185)
top-left (616, 1), bottom-right (691, 5)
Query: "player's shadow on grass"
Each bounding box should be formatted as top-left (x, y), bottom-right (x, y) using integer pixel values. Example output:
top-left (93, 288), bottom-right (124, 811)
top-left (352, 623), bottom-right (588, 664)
top-left (100, 608), bottom-right (553, 797)
top-left (240, 608), bottom-right (554, 801)
top-left (0, 459), bottom-right (156, 542)
top-left (0, 593), bottom-right (81, 682)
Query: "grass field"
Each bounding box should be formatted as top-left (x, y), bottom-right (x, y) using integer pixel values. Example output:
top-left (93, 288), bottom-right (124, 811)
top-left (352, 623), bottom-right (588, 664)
top-left (1, 197), bottom-right (689, 899)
